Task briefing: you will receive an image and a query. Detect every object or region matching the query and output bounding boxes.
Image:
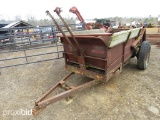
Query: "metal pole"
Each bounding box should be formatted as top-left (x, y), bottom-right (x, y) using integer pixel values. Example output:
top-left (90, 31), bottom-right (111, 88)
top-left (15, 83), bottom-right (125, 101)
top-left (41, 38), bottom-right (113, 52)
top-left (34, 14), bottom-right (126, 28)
top-left (46, 10), bottom-right (78, 56)
top-left (54, 7), bottom-right (84, 56)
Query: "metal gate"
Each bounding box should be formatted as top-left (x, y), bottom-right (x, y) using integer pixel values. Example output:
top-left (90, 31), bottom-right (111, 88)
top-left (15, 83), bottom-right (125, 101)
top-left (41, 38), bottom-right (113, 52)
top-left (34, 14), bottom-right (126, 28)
top-left (0, 25), bottom-right (65, 68)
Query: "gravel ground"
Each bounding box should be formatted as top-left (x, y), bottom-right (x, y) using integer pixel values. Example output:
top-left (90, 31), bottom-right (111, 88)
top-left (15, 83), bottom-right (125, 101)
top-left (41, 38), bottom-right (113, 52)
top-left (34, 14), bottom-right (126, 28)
top-left (0, 45), bottom-right (160, 120)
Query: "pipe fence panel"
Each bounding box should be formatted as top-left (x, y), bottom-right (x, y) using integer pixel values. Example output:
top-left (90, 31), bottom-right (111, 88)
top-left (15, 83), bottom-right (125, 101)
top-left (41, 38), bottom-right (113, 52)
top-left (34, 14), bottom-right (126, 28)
top-left (0, 25), bottom-right (65, 68)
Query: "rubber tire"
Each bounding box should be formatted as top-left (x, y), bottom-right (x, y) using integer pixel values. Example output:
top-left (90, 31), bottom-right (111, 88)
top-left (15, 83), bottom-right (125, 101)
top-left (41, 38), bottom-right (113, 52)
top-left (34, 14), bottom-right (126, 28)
top-left (137, 41), bottom-right (151, 70)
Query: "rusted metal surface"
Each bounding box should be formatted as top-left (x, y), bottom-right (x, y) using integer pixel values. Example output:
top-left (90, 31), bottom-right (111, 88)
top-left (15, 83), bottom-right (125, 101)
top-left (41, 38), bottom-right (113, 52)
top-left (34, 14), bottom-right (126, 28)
top-left (69, 6), bottom-right (95, 30)
top-left (32, 72), bottom-right (102, 115)
top-left (35, 73), bottom-right (74, 104)
top-left (146, 34), bottom-right (160, 45)
top-left (33, 64), bottom-right (122, 115)
top-left (45, 10), bottom-right (78, 56)
top-left (157, 42), bottom-right (160, 48)
top-left (69, 6), bottom-right (108, 31)
top-left (145, 27), bottom-right (160, 45)
top-left (33, 72), bottom-right (74, 115)
top-left (57, 33), bottom-right (112, 37)
top-left (131, 28), bottom-right (146, 48)
top-left (69, 6), bottom-right (84, 23)
top-left (33, 27), bottom-right (145, 114)
top-left (33, 8), bottom-right (147, 115)
top-left (116, 28), bottom-right (160, 48)
top-left (54, 7), bottom-right (84, 56)
top-left (69, 6), bottom-right (86, 29)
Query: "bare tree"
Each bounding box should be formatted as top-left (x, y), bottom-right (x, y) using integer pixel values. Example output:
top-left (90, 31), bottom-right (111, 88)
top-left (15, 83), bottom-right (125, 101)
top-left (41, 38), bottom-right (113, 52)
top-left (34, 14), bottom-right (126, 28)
top-left (14, 15), bottom-right (22, 21)
top-left (26, 15), bottom-right (38, 26)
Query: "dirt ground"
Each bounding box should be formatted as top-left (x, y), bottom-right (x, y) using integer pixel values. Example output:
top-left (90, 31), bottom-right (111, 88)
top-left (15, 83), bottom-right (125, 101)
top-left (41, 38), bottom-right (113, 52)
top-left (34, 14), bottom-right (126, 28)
top-left (0, 45), bottom-right (160, 120)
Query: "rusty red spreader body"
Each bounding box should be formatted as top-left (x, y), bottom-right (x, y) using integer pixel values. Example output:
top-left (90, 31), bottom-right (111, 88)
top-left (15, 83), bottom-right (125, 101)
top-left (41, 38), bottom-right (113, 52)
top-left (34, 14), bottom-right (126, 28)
top-left (32, 8), bottom-right (151, 115)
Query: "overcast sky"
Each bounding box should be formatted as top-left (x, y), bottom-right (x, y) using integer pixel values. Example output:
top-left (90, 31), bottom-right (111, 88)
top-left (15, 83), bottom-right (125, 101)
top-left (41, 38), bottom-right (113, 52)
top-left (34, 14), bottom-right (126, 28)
top-left (0, 0), bottom-right (160, 20)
